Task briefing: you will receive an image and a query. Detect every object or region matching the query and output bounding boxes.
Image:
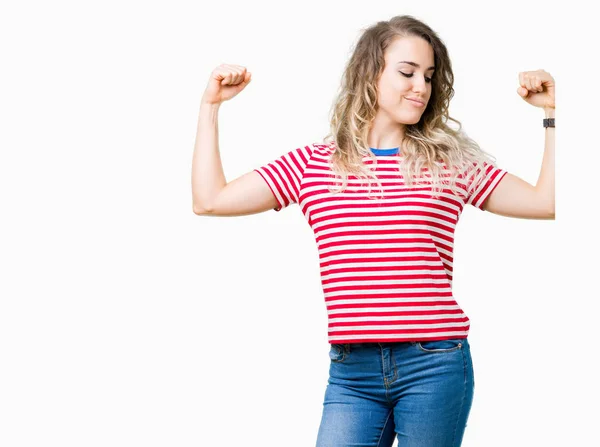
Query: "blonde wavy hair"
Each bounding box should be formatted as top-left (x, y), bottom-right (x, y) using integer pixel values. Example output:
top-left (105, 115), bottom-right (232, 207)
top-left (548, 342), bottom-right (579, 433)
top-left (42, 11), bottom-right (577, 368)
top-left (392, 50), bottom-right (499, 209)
top-left (321, 14), bottom-right (500, 200)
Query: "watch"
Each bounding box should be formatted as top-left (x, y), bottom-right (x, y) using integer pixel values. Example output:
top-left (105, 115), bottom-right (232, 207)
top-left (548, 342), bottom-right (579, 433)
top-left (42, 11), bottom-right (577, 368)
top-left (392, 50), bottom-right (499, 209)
top-left (543, 118), bottom-right (555, 128)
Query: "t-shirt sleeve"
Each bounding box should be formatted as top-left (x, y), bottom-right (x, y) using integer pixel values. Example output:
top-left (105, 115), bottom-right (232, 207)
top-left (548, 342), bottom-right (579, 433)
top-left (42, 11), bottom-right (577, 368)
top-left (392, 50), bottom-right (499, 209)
top-left (253, 144), bottom-right (314, 212)
top-left (464, 161), bottom-right (509, 211)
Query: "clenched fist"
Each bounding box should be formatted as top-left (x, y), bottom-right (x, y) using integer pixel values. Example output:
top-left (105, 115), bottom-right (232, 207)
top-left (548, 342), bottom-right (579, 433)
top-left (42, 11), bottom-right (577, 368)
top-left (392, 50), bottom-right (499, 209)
top-left (201, 64), bottom-right (252, 106)
top-left (517, 69), bottom-right (555, 110)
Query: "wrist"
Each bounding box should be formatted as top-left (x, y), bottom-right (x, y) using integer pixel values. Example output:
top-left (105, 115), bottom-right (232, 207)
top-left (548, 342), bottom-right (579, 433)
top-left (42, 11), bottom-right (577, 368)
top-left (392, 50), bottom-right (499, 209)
top-left (543, 107), bottom-right (555, 118)
top-left (200, 101), bottom-right (221, 112)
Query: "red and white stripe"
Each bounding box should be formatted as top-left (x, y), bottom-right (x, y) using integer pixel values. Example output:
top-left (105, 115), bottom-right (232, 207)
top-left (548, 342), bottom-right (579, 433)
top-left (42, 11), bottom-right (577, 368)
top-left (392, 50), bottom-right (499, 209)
top-left (256, 143), bottom-right (507, 343)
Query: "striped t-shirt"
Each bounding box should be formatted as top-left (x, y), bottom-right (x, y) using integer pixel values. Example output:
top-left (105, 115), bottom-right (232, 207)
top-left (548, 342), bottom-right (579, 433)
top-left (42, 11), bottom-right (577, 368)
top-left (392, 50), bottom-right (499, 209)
top-left (254, 142), bottom-right (508, 344)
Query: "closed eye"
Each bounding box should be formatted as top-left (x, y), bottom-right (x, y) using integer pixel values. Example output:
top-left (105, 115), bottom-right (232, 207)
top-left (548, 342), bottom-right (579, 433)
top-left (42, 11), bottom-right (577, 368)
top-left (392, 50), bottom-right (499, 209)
top-left (399, 72), bottom-right (432, 83)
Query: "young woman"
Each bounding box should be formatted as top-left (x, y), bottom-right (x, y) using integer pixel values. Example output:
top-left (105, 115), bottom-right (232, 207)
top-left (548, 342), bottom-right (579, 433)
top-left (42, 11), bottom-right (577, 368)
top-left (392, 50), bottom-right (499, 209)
top-left (192, 14), bottom-right (555, 447)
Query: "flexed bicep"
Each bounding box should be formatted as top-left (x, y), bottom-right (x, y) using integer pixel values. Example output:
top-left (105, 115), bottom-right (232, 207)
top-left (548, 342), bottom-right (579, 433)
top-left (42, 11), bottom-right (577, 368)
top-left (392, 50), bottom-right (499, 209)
top-left (194, 170), bottom-right (281, 217)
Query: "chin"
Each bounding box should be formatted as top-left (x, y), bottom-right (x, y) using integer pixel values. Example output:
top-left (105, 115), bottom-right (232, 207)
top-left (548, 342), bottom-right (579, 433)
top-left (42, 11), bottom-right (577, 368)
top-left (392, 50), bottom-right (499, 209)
top-left (396, 113), bottom-right (422, 125)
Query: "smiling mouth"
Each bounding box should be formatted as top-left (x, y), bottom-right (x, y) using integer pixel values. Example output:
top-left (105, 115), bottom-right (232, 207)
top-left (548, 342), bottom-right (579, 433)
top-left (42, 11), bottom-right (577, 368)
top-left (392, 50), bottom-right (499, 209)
top-left (405, 98), bottom-right (425, 106)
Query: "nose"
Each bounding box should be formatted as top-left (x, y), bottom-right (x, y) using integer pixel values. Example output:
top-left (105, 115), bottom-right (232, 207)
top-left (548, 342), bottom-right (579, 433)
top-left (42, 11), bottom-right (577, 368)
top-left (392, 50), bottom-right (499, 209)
top-left (411, 76), bottom-right (429, 94)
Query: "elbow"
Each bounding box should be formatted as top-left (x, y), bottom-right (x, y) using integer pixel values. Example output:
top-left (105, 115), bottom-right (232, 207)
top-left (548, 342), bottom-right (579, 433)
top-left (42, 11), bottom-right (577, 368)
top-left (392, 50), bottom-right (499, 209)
top-left (193, 202), bottom-right (213, 215)
top-left (192, 192), bottom-right (214, 215)
top-left (547, 203), bottom-right (555, 220)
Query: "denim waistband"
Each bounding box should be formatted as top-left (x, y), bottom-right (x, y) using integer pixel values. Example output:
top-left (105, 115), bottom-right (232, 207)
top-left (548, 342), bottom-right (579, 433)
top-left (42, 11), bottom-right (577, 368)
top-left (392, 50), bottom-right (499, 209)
top-left (341, 341), bottom-right (415, 348)
top-left (335, 337), bottom-right (468, 348)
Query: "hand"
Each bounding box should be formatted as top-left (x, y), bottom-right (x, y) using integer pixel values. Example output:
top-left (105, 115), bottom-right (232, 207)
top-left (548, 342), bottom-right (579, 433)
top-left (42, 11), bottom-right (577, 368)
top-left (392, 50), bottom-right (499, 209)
top-left (517, 69), bottom-right (555, 110)
top-left (201, 64), bottom-right (252, 106)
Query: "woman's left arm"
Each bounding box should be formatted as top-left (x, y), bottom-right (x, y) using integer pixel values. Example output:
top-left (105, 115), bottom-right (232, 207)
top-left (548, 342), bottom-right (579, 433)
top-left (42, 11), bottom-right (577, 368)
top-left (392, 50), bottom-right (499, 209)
top-left (483, 70), bottom-right (555, 220)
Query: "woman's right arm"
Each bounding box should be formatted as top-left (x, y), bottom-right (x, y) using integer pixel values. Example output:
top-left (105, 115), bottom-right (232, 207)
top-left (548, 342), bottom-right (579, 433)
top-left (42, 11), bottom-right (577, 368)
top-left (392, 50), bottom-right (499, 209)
top-left (192, 64), bottom-right (279, 216)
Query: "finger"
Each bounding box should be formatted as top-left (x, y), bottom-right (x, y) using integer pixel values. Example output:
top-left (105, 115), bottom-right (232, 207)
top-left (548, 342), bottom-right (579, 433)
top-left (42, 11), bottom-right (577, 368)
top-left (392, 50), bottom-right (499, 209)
top-left (215, 71), bottom-right (227, 83)
top-left (233, 66), bottom-right (247, 81)
top-left (232, 68), bottom-right (244, 84)
top-left (222, 65), bottom-right (241, 84)
top-left (525, 74), bottom-right (533, 92)
top-left (235, 68), bottom-right (245, 83)
top-left (239, 67), bottom-right (249, 83)
top-left (224, 68), bottom-right (238, 84)
top-left (531, 74), bottom-right (542, 92)
top-left (536, 69), bottom-right (550, 82)
top-left (535, 77), bottom-right (543, 92)
top-left (518, 86), bottom-right (529, 97)
top-left (519, 72), bottom-right (531, 94)
top-left (528, 75), bottom-right (536, 92)
top-left (222, 72), bottom-right (233, 85)
top-left (530, 76), bottom-right (538, 92)
top-left (231, 70), bottom-right (243, 84)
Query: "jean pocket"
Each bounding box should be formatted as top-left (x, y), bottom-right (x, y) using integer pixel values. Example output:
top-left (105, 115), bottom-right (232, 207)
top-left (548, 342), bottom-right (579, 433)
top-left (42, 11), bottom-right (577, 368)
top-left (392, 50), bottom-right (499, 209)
top-left (329, 343), bottom-right (347, 362)
top-left (416, 338), bottom-right (463, 353)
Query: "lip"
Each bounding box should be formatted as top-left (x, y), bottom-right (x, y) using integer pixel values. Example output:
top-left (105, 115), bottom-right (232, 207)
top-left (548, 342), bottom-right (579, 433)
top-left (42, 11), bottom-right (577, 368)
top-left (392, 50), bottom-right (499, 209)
top-left (405, 97), bottom-right (425, 107)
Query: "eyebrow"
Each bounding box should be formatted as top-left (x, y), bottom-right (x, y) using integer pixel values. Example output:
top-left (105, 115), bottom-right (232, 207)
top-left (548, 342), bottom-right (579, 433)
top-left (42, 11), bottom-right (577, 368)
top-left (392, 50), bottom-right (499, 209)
top-left (397, 61), bottom-right (436, 71)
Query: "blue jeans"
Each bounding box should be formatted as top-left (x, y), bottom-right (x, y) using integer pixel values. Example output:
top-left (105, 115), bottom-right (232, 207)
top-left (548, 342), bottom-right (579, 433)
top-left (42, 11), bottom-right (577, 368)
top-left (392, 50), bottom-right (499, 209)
top-left (316, 338), bottom-right (474, 447)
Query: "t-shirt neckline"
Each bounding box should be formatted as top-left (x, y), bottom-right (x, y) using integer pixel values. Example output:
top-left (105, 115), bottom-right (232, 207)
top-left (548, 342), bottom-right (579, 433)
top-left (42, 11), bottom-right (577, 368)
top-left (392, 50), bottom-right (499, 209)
top-left (369, 147), bottom-right (400, 156)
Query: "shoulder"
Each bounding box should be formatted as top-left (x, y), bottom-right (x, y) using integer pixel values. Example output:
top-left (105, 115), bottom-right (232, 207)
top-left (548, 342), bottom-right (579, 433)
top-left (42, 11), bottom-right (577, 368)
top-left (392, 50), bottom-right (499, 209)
top-left (310, 141), bottom-right (336, 159)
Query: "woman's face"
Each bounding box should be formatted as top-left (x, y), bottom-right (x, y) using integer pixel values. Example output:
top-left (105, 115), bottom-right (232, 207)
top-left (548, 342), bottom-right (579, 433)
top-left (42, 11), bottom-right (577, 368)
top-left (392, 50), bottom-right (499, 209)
top-left (375, 36), bottom-right (435, 125)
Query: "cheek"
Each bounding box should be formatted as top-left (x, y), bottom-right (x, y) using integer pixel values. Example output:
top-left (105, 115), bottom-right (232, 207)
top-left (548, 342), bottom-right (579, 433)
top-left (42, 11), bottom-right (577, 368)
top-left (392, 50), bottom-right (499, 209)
top-left (378, 83), bottom-right (406, 106)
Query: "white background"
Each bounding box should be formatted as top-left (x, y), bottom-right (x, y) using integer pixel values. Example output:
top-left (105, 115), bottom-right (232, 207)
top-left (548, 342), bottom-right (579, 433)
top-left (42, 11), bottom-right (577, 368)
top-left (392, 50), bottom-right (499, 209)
top-left (0, 1), bottom-right (597, 446)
